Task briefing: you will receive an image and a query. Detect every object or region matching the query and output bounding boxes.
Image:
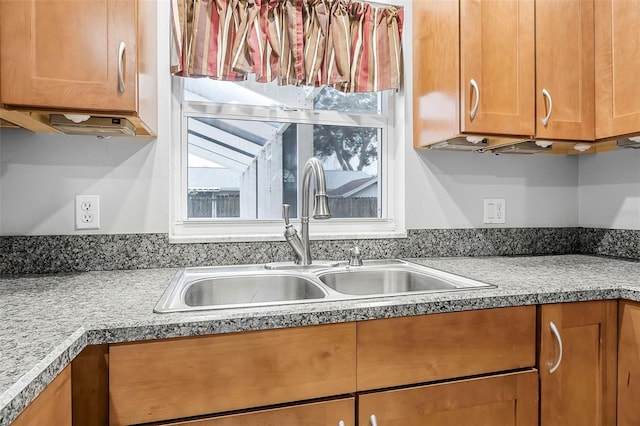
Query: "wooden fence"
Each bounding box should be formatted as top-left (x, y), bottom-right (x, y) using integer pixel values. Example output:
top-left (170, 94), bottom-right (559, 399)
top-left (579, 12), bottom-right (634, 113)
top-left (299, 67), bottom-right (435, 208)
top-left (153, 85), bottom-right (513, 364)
top-left (188, 193), bottom-right (240, 218)
top-left (328, 197), bottom-right (378, 218)
top-left (188, 193), bottom-right (377, 219)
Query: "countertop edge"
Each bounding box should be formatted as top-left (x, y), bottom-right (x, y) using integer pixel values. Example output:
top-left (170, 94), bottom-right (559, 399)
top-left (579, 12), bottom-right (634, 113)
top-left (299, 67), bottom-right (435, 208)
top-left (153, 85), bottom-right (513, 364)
top-left (0, 328), bottom-right (87, 426)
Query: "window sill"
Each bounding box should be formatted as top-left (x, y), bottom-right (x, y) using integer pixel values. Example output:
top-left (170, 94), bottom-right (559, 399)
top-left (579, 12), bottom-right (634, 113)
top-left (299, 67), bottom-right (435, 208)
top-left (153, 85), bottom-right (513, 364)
top-left (169, 219), bottom-right (406, 243)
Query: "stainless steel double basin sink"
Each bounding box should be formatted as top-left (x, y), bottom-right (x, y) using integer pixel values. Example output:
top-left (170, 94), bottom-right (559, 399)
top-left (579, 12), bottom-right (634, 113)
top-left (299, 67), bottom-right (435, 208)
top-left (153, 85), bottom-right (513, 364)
top-left (154, 259), bottom-right (496, 313)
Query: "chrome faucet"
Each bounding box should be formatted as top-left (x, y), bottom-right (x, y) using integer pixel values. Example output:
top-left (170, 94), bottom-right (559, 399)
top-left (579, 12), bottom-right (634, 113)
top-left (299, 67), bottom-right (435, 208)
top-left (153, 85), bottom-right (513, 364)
top-left (282, 157), bottom-right (331, 265)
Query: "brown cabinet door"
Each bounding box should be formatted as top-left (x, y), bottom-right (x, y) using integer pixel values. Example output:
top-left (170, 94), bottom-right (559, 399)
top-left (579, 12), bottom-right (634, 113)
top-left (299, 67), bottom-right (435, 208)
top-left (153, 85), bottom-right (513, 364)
top-left (539, 301), bottom-right (617, 426)
top-left (157, 398), bottom-right (355, 426)
top-left (0, 0), bottom-right (137, 112)
top-left (412, 0), bottom-right (460, 148)
top-left (617, 300), bottom-right (640, 426)
top-left (12, 366), bottom-right (72, 426)
top-left (357, 306), bottom-right (536, 391)
top-left (358, 370), bottom-right (538, 426)
top-left (595, 0), bottom-right (640, 139)
top-left (109, 323), bottom-right (356, 426)
top-left (460, 0), bottom-right (535, 136)
top-left (535, 0), bottom-right (594, 141)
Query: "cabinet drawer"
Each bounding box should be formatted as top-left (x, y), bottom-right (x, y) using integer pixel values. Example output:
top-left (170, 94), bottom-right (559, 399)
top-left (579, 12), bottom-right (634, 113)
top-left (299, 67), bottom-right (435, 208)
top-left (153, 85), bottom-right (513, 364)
top-left (158, 397), bottom-right (355, 426)
top-left (109, 323), bottom-right (356, 425)
top-left (358, 370), bottom-right (538, 426)
top-left (357, 306), bottom-right (536, 390)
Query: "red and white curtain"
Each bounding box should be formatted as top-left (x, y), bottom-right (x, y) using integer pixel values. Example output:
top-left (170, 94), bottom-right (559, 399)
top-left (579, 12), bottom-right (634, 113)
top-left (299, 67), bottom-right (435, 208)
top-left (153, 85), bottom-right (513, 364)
top-left (171, 0), bottom-right (404, 93)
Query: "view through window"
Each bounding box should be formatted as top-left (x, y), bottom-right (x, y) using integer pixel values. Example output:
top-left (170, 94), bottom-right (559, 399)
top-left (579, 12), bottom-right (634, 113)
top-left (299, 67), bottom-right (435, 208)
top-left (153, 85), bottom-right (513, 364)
top-left (182, 77), bottom-right (388, 222)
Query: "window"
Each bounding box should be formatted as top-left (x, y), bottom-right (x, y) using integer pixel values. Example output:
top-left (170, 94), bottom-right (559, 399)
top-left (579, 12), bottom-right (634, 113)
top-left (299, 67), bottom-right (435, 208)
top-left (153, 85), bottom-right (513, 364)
top-left (170, 76), bottom-right (404, 242)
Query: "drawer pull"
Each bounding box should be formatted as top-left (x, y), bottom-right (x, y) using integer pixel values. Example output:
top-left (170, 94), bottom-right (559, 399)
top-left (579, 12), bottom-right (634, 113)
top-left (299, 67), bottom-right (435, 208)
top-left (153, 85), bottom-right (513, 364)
top-left (469, 78), bottom-right (480, 120)
top-left (370, 414), bottom-right (378, 426)
top-left (549, 321), bottom-right (563, 374)
top-left (338, 421), bottom-right (345, 426)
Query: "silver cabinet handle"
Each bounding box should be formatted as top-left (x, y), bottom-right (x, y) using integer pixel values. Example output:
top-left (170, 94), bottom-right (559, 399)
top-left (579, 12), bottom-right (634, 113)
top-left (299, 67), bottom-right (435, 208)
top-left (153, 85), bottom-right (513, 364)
top-left (370, 414), bottom-right (378, 426)
top-left (549, 321), bottom-right (563, 373)
top-left (541, 88), bottom-right (553, 126)
top-left (118, 41), bottom-right (126, 94)
top-left (338, 421), bottom-right (345, 426)
top-left (469, 78), bottom-right (480, 120)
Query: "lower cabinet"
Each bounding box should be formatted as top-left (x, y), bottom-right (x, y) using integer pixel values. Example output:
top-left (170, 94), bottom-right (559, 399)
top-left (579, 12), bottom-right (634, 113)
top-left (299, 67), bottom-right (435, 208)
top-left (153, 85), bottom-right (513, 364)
top-left (538, 300), bottom-right (617, 426)
top-left (358, 370), bottom-right (538, 426)
top-left (107, 306), bottom-right (536, 426)
top-left (617, 300), bottom-right (640, 426)
top-left (20, 302), bottom-right (628, 425)
top-left (11, 365), bottom-right (71, 426)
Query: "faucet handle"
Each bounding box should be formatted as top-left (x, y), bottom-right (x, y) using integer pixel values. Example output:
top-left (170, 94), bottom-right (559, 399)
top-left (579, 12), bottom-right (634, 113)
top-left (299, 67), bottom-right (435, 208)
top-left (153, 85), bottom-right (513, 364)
top-left (282, 204), bottom-right (292, 226)
top-left (282, 204), bottom-right (304, 264)
top-left (348, 246), bottom-right (363, 266)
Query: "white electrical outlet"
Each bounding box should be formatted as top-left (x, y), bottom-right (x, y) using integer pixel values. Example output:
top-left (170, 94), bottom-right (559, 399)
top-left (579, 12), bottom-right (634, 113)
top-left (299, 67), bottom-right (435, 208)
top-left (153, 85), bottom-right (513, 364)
top-left (484, 198), bottom-right (506, 224)
top-left (75, 195), bottom-right (100, 230)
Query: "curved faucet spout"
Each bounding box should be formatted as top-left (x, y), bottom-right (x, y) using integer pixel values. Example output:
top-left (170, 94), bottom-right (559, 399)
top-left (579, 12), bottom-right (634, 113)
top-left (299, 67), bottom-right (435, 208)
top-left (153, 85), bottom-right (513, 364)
top-left (288, 157), bottom-right (332, 266)
top-left (301, 157), bottom-right (331, 221)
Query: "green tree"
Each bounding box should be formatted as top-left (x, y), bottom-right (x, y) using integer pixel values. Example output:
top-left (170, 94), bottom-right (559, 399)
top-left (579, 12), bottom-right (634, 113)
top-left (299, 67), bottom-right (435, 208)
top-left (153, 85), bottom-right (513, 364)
top-left (312, 87), bottom-right (378, 171)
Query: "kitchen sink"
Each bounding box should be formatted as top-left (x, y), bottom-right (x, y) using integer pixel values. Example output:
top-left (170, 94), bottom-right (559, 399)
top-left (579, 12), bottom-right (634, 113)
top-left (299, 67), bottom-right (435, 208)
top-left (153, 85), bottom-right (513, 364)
top-left (154, 260), bottom-right (496, 313)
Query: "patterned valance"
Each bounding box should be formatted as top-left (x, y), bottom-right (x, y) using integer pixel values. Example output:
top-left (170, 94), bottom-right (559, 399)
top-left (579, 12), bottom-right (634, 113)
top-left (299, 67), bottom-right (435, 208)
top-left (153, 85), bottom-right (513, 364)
top-left (171, 0), bottom-right (403, 93)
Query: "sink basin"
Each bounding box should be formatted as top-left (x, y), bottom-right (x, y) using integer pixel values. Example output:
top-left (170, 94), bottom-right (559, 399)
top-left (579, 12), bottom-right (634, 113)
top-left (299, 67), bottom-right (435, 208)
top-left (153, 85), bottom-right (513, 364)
top-left (318, 261), bottom-right (495, 296)
top-left (184, 275), bottom-right (326, 307)
top-left (154, 260), bottom-right (495, 313)
top-left (318, 269), bottom-right (457, 295)
top-left (154, 266), bottom-right (328, 312)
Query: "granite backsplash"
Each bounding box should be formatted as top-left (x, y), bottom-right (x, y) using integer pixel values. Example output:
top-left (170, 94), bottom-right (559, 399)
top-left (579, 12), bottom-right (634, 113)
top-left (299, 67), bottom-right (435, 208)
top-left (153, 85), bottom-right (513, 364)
top-left (0, 227), bottom-right (637, 275)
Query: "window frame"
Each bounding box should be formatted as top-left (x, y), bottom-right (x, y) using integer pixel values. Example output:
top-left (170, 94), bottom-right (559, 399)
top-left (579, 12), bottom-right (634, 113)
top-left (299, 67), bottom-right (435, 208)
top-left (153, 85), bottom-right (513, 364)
top-left (169, 77), bottom-right (406, 243)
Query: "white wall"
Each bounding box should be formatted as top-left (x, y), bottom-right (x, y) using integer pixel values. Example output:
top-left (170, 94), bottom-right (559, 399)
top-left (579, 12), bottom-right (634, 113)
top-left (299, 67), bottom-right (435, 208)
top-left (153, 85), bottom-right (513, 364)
top-left (405, 150), bottom-right (579, 229)
top-left (0, 131), bottom-right (169, 234)
top-left (579, 148), bottom-right (640, 230)
top-left (0, 0), bottom-right (172, 236)
top-left (0, 0), bottom-right (633, 236)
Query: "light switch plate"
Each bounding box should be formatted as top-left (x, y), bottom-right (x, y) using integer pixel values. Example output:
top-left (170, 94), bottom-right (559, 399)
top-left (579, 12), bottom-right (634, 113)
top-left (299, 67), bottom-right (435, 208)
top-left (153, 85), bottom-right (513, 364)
top-left (484, 199), bottom-right (506, 224)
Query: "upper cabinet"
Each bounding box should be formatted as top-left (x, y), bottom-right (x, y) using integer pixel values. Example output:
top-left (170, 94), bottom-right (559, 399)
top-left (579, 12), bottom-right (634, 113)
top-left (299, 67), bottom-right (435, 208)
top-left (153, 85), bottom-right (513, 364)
top-left (412, 0), bottom-right (460, 147)
top-left (1, 0), bottom-right (136, 111)
top-left (0, 0), bottom-right (157, 136)
top-left (535, 0), bottom-right (595, 141)
top-left (414, 0), bottom-right (640, 153)
top-left (413, 0), bottom-right (535, 149)
top-left (460, 0), bottom-right (535, 137)
top-left (595, 0), bottom-right (640, 140)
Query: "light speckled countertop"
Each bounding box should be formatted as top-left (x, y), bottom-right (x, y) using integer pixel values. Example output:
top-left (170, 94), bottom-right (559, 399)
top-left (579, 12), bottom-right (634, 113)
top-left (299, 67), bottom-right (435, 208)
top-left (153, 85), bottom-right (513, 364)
top-left (1, 254), bottom-right (640, 425)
